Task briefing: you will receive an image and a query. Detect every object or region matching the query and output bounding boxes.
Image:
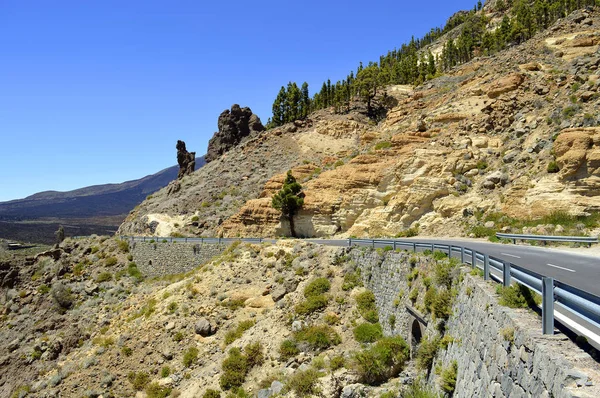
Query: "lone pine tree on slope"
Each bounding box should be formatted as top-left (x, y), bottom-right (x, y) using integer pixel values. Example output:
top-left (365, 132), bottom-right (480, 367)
top-left (272, 171), bottom-right (305, 238)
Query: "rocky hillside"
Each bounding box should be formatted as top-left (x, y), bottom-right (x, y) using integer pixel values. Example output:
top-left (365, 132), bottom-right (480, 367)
top-left (2, 236), bottom-right (599, 397)
top-left (119, 7), bottom-right (600, 241)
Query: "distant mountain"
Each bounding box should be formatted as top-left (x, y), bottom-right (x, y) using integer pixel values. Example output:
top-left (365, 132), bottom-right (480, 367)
top-left (0, 157), bottom-right (205, 220)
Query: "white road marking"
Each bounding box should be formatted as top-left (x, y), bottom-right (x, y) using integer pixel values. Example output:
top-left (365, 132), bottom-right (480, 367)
top-left (501, 253), bottom-right (521, 259)
top-left (547, 263), bottom-right (576, 273)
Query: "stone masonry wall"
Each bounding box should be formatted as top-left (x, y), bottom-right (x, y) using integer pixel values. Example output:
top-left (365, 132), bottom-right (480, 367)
top-left (131, 241), bottom-right (228, 278)
top-left (349, 248), bottom-right (600, 398)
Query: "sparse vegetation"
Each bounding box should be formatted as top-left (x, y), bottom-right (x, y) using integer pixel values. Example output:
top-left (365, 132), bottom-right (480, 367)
top-left (294, 324), bottom-right (341, 350)
top-left (416, 336), bottom-right (440, 371)
top-left (342, 268), bottom-right (363, 291)
top-left (284, 368), bottom-right (321, 397)
top-left (183, 346), bottom-right (199, 368)
top-left (355, 290), bottom-right (379, 323)
top-left (279, 339), bottom-right (300, 360)
top-left (353, 322), bottom-right (383, 343)
top-left (440, 361), bottom-right (458, 395)
top-left (351, 336), bottom-right (409, 385)
top-left (128, 371), bottom-right (150, 391)
top-left (496, 284), bottom-right (540, 308)
top-left (224, 320), bottom-right (255, 345)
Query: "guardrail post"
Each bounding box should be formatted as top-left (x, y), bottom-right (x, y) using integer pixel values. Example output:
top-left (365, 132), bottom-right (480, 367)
top-left (393, 241), bottom-right (397, 250)
top-left (503, 261), bottom-right (511, 287)
top-left (219, 237), bottom-right (222, 245)
top-left (471, 250), bottom-right (476, 268)
top-left (483, 254), bottom-right (490, 281)
top-left (413, 243), bottom-right (416, 253)
top-left (372, 240), bottom-right (375, 248)
top-left (143, 236), bottom-right (146, 242)
top-left (461, 247), bottom-right (464, 263)
top-left (348, 238), bottom-right (351, 247)
top-left (430, 243), bottom-right (434, 252)
top-left (542, 277), bottom-right (555, 335)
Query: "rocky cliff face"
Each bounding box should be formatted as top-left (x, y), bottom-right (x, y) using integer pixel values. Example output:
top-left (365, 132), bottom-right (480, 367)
top-left (176, 140), bottom-right (196, 179)
top-left (120, 8), bottom-right (600, 241)
top-left (205, 104), bottom-right (265, 163)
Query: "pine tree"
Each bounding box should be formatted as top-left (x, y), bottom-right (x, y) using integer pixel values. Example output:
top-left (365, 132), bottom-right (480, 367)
top-left (272, 171), bottom-right (304, 238)
top-left (300, 82), bottom-right (310, 118)
top-left (356, 65), bottom-right (379, 115)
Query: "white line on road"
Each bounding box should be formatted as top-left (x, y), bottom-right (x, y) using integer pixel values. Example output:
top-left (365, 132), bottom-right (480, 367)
top-left (547, 263), bottom-right (576, 273)
top-left (501, 253), bottom-right (521, 259)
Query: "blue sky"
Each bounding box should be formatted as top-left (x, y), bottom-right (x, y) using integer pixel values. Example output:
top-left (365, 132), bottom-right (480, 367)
top-left (0, 0), bottom-right (477, 202)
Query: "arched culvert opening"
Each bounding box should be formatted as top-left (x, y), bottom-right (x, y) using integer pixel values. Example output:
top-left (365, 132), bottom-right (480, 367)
top-left (410, 318), bottom-right (423, 358)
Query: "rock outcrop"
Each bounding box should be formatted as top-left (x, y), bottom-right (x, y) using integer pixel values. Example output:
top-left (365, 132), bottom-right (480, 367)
top-left (176, 140), bottom-right (196, 179)
top-left (205, 104), bottom-right (265, 163)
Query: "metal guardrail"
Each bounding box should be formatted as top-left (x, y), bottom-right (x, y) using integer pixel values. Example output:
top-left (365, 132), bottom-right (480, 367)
top-left (119, 236), bottom-right (265, 244)
top-left (496, 232), bottom-right (598, 246)
top-left (347, 238), bottom-right (600, 338)
top-left (114, 235), bottom-right (600, 340)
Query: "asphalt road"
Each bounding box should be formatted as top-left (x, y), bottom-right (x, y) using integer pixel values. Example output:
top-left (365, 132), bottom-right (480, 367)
top-left (308, 238), bottom-right (600, 297)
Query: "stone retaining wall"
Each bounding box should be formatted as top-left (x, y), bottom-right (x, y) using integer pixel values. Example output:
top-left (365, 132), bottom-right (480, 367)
top-left (350, 248), bottom-right (600, 398)
top-left (130, 241), bottom-right (228, 278)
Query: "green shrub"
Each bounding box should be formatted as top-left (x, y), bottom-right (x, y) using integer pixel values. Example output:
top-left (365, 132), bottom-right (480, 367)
top-left (547, 161), bottom-right (559, 173)
top-left (105, 257), bottom-right (118, 266)
top-left (342, 269), bottom-right (363, 291)
top-left (294, 325), bottom-right (341, 350)
top-left (37, 284), bottom-right (50, 294)
top-left (244, 342), bottom-right (265, 367)
top-left (434, 260), bottom-right (455, 289)
top-left (355, 290), bottom-right (379, 323)
top-left (403, 382), bottom-right (439, 398)
top-left (440, 361), bottom-right (458, 395)
top-left (117, 240), bottom-right (130, 253)
top-left (285, 368), bottom-right (321, 397)
top-left (329, 355), bottom-right (346, 371)
top-left (224, 320), bottom-right (255, 345)
top-left (167, 302), bottom-right (178, 314)
top-left (351, 336), bottom-right (409, 385)
top-left (128, 371), bottom-right (150, 390)
top-left (145, 382), bottom-right (172, 398)
top-left (220, 347), bottom-right (249, 390)
top-left (353, 322), bottom-right (383, 343)
top-left (295, 294), bottom-right (329, 315)
top-left (128, 262), bottom-right (143, 280)
top-left (279, 339), bottom-right (300, 360)
top-left (496, 284), bottom-right (540, 308)
top-left (374, 141), bottom-right (392, 150)
top-left (304, 278), bottom-right (331, 297)
top-left (173, 332), bottom-right (184, 342)
top-left (432, 250), bottom-right (447, 260)
top-left (203, 390), bottom-right (221, 398)
top-left (409, 288), bottom-right (419, 304)
top-left (388, 314), bottom-right (396, 329)
top-left (96, 272), bottom-right (113, 283)
top-left (324, 312), bottom-right (340, 325)
top-left (121, 346), bottom-right (133, 357)
top-left (416, 336), bottom-right (440, 371)
top-left (91, 246), bottom-right (99, 254)
top-left (161, 366), bottom-right (171, 378)
top-left (183, 346), bottom-right (199, 367)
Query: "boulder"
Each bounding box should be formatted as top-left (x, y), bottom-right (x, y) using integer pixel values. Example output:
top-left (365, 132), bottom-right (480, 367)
top-left (194, 317), bottom-right (213, 336)
top-left (487, 73), bottom-right (525, 98)
top-left (205, 104), bottom-right (265, 163)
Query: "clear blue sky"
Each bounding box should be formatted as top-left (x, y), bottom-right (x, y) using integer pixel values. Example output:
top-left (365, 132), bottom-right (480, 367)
top-left (0, 0), bottom-right (476, 202)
